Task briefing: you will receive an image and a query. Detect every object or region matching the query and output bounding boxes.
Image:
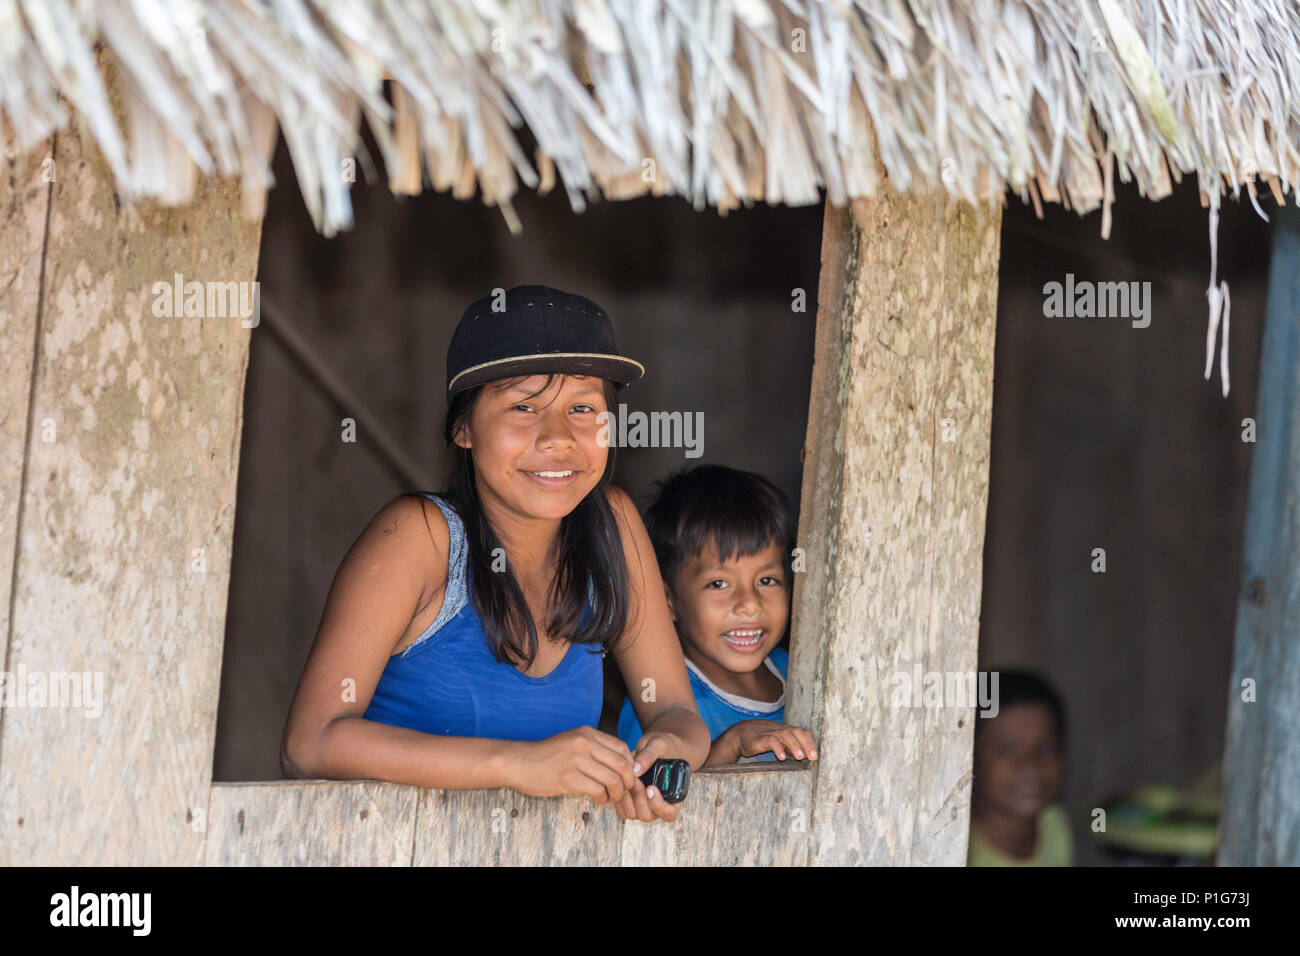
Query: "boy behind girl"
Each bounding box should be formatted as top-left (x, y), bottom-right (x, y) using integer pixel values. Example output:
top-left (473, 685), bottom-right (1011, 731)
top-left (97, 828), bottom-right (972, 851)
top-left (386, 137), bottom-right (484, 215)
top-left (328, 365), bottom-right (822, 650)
top-left (618, 465), bottom-right (817, 766)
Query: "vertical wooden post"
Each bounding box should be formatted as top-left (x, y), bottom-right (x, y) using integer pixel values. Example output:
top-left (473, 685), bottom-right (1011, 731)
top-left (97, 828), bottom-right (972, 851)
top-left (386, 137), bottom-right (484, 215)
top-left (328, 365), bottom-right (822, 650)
top-left (1221, 202), bottom-right (1300, 866)
top-left (788, 188), bottom-right (1001, 864)
top-left (0, 117), bottom-right (261, 864)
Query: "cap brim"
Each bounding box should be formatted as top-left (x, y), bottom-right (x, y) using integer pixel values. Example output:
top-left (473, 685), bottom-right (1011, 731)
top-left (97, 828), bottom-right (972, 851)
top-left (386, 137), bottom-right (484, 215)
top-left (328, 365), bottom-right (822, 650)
top-left (448, 353), bottom-right (645, 395)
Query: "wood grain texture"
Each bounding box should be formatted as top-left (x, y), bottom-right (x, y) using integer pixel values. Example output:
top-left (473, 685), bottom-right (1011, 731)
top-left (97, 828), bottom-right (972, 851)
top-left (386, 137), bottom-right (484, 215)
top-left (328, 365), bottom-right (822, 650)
top-left (413, 787), bottom-right (623, 866)
top-left (203, 769), bottom-right (811, 866)
top-left (0, 112), bottom-right (261, 863)
top-left (206, 782), bottom-right (418, 866)
top-left (908, 198), bottom-right (1000, 865)
top-left (1221, 203), bottom-right (1300, 866)
top-left (619, 764), bottom-right (812, 866)
top-left (789, 190), bottom-right (1000, 865)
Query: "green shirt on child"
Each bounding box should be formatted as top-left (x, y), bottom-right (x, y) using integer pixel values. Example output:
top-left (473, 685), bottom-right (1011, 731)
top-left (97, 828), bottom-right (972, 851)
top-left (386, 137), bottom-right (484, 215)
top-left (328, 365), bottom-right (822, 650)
top-left (967, 804), bottom-right (1074, 866)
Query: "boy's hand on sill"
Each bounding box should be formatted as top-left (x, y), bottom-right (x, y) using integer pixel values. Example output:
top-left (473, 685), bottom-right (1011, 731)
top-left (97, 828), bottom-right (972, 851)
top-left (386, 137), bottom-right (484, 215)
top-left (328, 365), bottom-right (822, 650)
top-left (706, 720), bottom-right (818, 767)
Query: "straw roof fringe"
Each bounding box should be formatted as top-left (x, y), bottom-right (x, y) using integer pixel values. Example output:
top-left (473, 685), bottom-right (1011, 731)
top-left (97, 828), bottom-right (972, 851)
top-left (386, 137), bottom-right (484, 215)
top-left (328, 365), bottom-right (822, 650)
top-left (2, 0), bottom-right (1298, 237)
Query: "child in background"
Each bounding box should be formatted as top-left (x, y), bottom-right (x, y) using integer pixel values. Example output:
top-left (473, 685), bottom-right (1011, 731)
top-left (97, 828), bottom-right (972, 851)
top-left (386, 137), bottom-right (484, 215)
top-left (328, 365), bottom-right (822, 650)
top-left (968, 670), bottom-right (1074, 866)
top-left (618, 465), bottom-right (817, 766)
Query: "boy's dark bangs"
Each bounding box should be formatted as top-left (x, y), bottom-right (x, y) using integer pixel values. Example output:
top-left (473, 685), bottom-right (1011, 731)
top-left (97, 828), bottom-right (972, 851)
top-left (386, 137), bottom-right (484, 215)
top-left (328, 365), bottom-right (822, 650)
top-left (675, 477), bottom-right (795, 573)
top-left (646, 465), bottom-right (797, 586)
top-left (688, 507), bottom-right (790, 569)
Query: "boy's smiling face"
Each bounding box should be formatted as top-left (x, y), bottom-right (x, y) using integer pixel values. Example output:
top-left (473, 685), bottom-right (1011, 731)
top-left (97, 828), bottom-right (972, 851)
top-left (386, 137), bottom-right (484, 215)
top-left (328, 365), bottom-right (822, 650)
top-left (973, 701), bottom-right (1063, 820)
top-left (666, 539), bottom-right (790, 680)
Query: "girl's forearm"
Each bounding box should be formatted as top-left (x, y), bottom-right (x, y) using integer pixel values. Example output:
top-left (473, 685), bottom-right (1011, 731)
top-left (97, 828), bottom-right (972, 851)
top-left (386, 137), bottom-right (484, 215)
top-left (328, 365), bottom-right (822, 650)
top-left (285, 715), bottom-right (523, 791)
top-left (643, 705), bottom-right (712, 769)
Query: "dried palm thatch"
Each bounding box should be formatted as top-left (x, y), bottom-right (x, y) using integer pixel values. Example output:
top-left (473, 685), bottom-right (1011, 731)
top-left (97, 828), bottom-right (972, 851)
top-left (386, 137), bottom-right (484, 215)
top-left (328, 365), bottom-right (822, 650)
top-left (2, 0), bottom-right (1297, 241)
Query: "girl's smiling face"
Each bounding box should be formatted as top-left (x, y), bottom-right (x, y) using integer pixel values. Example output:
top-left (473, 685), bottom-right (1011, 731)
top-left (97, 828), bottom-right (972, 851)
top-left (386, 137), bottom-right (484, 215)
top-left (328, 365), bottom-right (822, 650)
top-left (667, 540), bottom-right (790, 677)
top-left (454, 374), bottom-right (611, 521)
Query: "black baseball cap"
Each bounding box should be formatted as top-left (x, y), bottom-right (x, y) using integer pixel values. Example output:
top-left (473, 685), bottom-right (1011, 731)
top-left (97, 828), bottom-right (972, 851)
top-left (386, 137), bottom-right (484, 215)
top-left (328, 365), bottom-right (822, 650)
top-left (446, 285), bottom-right (645, 396)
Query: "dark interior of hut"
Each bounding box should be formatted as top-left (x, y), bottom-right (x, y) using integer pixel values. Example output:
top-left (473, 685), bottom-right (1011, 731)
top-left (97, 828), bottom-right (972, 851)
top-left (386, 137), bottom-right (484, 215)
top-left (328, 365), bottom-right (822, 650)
top-left (213, 126), bottom-right (1273, 866)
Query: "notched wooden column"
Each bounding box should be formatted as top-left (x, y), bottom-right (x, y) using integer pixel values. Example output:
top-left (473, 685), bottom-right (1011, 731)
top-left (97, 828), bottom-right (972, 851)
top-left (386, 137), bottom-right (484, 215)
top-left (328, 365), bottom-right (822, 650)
top-left (788, 185), bottom-right (1001, 865)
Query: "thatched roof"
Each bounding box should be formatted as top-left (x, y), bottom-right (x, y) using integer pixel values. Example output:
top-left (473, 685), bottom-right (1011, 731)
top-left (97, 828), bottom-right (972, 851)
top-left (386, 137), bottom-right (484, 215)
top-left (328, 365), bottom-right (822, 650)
top-left (2, 0), bottom-right (1297, 237)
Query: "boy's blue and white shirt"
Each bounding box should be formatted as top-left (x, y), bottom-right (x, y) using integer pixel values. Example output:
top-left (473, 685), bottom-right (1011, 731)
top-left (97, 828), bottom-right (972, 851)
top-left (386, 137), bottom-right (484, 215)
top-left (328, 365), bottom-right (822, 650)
top-left (618, 645), bottom-right (789, 764)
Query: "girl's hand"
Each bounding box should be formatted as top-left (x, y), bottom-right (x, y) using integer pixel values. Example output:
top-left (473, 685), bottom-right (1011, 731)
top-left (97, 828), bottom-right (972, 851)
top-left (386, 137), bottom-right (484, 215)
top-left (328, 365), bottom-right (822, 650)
top-left (728, 720), bottom-right (818, 762)
top-left (506, 727), bottom-right (637, 803)
top-left (615, 732), bottom-right (689, 822)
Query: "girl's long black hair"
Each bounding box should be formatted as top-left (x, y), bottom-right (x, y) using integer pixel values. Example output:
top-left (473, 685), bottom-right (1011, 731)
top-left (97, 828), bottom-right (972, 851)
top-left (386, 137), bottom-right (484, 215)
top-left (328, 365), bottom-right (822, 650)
top-left (431, 374), bottom-right (631, 670)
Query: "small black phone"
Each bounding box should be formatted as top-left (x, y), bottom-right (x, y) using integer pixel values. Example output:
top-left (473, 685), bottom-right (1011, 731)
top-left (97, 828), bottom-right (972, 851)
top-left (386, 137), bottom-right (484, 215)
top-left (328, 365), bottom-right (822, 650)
top-left (639, 758), bottom-right (691, 804)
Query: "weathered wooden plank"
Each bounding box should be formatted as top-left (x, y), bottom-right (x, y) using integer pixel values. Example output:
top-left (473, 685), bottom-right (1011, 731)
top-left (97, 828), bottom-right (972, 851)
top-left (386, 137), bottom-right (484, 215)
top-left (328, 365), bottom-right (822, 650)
top-left (789, 192), bottom-right (1000, 865)
top-left (208, 771), bottom-right (808, 867)
top-left (619, 764), bottom-right (812, 866)
top-left (0, 114), bottom-right (261, 863)
top-left (1221, 202), bottom-right (1300, 866)
top-left (413, 788), bottom-right (623, 866)
top-left (909, 200), bottom-right (1000, 865)
top-left (0, 142), bottom-right (53, 776)
top-left (206, 782), bottom-right (418, 866)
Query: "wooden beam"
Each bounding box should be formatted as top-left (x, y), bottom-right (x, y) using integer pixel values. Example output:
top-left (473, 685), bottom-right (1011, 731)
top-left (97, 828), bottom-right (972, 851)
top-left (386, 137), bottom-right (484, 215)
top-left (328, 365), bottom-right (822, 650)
top-left (788, 189), bottom-right (1001, 864)
top-left (1220, 201), bottom-right (1300, 865)
top-left (258, 295), bottom-right (436, 490)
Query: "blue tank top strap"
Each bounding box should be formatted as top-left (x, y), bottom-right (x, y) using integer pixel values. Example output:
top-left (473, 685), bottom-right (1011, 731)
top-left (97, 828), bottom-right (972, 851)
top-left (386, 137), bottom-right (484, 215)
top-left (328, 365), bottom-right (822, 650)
top-left (400, 493), bottom-right (599, 658)
top-left (365, 493), bottom-right (606, 741)
top-left (399, 493), bottom-right (469, 658)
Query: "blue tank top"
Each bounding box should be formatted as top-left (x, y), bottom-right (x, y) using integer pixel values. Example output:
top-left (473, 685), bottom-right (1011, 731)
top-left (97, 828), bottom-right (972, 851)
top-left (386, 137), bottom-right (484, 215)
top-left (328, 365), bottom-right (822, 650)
top-left (362, 494), bottom-right (605, 741)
